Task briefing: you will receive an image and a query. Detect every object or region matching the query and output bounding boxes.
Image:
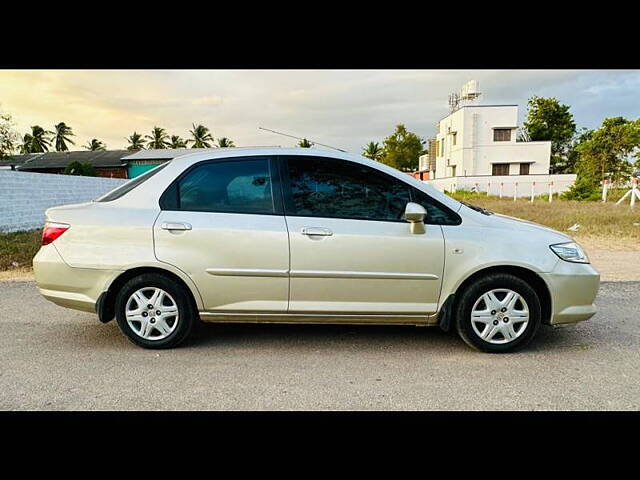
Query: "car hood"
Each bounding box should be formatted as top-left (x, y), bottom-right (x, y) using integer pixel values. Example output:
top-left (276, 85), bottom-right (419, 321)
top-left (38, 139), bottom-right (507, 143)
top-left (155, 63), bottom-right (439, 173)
top-left (472, 208), bottom-right (573, 244)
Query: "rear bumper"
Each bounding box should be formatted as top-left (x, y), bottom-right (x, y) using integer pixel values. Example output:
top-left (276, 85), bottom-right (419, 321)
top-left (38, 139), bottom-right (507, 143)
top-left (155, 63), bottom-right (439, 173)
top-left (540, 261), bottom-right (600, 325)
top-left (33, 244), bottom-right (121, 313)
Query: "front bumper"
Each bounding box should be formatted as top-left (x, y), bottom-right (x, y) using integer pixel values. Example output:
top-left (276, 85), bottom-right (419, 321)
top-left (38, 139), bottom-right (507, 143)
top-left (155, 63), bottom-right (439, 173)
top-left (540, 260), bottom-right (600, 325)
top-left (33, 244), bottom-right (121, 313)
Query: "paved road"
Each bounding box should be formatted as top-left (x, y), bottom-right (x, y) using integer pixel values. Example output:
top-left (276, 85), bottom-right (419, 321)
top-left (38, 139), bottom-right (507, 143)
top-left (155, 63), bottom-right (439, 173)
top-left (0, 281), bottom-right (638, 410)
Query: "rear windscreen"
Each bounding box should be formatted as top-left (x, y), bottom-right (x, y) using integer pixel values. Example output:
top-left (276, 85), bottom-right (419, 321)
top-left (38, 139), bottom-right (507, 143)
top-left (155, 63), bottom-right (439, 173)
top-left (95, 162), bottom-right (170, 202)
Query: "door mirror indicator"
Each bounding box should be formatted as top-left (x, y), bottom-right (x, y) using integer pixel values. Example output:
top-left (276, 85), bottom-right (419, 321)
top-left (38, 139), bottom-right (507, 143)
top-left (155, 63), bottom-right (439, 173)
top-left (404, 202), bottom-right (427, 234)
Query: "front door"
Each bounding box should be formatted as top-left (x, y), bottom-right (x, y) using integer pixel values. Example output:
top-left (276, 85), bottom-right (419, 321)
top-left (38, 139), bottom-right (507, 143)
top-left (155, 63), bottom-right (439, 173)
top-left (154, 156), bottom-right (289, 312)
top-left (280, 155), bottom-right (445, 315)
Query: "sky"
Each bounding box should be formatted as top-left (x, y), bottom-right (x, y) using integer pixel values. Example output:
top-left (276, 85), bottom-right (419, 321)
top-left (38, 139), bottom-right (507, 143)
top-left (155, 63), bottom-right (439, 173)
top-left (1, 69), bottom-right (639, 154)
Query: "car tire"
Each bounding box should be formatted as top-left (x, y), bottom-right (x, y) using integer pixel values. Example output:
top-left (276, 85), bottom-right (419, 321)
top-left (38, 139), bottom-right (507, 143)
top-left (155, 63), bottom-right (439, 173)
top-left (454, 273), bottom-right (541, 353)
top-left (115, 273), bottom-right (196, 349)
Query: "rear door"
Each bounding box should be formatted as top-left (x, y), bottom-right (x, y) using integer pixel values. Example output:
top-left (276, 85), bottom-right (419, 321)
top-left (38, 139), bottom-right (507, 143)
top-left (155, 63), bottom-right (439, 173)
top-left (153, 156), bottom-right (290, 312)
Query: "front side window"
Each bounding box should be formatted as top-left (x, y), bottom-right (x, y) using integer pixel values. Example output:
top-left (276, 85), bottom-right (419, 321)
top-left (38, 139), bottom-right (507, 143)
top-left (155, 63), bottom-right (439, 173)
top-left (161, 157), bottom-right (275, 214)
top-left (411, 187), bottom-right (461, 225)
top-left (493, 128), bottom-right (512, 142)
top-left (283, 156), bottom-right (411, 222)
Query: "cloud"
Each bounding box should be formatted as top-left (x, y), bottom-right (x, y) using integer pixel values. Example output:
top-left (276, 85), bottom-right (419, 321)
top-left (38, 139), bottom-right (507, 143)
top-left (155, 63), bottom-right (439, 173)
top-left (0, 69), bottom-right (638, 154)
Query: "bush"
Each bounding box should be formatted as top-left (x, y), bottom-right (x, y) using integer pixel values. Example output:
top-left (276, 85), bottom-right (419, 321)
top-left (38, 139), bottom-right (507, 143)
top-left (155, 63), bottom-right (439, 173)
top-left (562, 176), bottom-right (601, 201)
top-left (64, 161), bottom-right (96, 176)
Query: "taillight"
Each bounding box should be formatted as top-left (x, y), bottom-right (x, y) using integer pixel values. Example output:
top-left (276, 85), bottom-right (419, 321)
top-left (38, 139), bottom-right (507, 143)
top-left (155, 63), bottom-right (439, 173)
top-left (42, 222), bottom-right (70, 246)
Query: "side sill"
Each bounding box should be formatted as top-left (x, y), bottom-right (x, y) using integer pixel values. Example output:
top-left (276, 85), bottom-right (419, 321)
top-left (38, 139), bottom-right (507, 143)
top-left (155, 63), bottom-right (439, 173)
top-left (199, 311), bottom-right (438, 326)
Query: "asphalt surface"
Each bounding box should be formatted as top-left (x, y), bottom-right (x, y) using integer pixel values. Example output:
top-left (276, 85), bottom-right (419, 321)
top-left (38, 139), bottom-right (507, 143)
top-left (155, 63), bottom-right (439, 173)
top-left (0, 281), bottom-right (638, 410)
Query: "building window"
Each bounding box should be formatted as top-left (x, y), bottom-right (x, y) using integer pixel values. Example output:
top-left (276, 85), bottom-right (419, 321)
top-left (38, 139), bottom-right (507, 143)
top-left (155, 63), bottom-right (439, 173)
top-left (450, 166), bottom-right (456, 177)
top-left (493, 128), bottom-right (512, 142)
top-left (492, 163), bottom-right (510, 176)
top-left (519, 163), bottom-right (530, 175)
top-left (452, 132), bottom-right (457, 145)
top-left (441, 138), bottom-right (445, 156)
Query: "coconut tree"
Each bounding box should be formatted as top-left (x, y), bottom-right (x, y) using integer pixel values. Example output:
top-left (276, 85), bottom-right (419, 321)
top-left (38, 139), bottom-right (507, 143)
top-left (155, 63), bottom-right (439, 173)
top-left (145, 127), bottom-right (170, 149)
top-left (53, 122), bottom-right (75, 152)
top-left (189, 123), bottom-right (214, 148)
top-left (169, 135), bottom-right (188, 149)
top-left (126, 132), bottom-right (145, 151)
top-left (26, 125), bottom-right (52, 152)
top-left (84, 138), bottom-right (106, 151)
top-left (362, 141), bottom-right (383, 161)
top-left (298, 138), bottom-right (313, 148)
top-left (20, 133), bottom-right (34, 153)
top-left (217, 137), bottom-right (235, 148)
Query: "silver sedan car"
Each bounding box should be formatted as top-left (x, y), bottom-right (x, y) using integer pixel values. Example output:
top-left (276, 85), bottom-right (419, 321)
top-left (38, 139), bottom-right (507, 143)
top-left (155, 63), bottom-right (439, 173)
top-left (33, 148), bottom-right (599, 352)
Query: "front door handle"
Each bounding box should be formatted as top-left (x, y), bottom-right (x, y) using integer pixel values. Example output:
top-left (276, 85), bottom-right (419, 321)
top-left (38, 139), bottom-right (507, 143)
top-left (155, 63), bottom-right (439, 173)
top-left (301, 227), bottom-right (333, 237)
top-left (161, 222), bottom-right (192, 231)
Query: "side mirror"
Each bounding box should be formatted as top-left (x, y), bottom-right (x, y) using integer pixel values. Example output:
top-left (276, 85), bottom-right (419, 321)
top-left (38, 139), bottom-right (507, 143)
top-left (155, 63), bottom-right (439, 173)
top-left (404, 202), bottom-right (427, 234)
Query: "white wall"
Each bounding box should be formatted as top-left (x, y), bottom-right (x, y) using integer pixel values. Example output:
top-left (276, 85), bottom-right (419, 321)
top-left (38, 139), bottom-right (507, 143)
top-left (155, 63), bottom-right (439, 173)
top-left (0, 171), bottom-right (127, 233)
top-left (425, 174), bottom-right (577, 198)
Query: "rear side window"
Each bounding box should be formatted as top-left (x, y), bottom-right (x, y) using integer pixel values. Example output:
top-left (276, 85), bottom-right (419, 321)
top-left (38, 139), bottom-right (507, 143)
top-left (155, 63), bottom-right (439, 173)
top-left (160, 157), bottom-right (275, 214)
top-left (95, 162), bottom-right (170, 202)
top-left (411, 187), bottom-right (461, 225)
top-left (283, 156), bottom-right (411, 222)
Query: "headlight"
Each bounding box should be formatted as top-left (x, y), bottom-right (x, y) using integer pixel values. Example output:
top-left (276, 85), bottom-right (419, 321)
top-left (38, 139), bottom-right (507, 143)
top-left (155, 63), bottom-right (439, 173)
top-left (549, 242), bottom-right (589, 263)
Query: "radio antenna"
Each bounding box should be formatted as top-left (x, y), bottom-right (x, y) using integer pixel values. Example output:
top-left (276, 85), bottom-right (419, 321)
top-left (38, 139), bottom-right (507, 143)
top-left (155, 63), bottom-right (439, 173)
top-left (258, 127), bottom-right (347, 152)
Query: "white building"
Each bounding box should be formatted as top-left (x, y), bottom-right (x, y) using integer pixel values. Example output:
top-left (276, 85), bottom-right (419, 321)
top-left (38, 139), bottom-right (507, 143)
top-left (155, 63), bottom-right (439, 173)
top-left (430, 104), bottom-right (551, 179)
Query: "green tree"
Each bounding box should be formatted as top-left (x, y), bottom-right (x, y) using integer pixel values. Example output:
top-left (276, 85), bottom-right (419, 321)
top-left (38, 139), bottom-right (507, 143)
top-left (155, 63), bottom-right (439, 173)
top-left (0, 106), bottom-right (19, 159)
top-left (169, 135), bottom-right (188, 148)
top-left (380, 124), bottom-right (425, 171)
top-left (19, 134), bottom-right (34, 153)
top-left (362, 141), bottom-right (383, 161)
top-left (297, 138), bottom-right (313, 148)
top-left (84, 138), bottom-right (106, 151)
top-left (145, 126), bottom-right (170, 149)
top-left (26, 125), bottom-right (52, 153)
top-left (217, 137), bottom-right (235, 148)
top-left (189, 124), bottom-right (214, 148)
top-left (53, 122), bottom-right (75, 152)
top-left (564, 117), bottom-right (640, 200)
top-left (64, 160), bottom-right (96, 176)
top-left (126, 132), bottom-right (145, 151)
top-left (522, 96), bottom-right (577, 173)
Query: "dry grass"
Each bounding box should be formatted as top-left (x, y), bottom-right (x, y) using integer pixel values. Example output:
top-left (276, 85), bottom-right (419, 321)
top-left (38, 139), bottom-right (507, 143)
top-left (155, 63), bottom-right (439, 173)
top-left (0, 230), bottom-right (41, 272)
top-left (450, 192), bottom-right (640, 250)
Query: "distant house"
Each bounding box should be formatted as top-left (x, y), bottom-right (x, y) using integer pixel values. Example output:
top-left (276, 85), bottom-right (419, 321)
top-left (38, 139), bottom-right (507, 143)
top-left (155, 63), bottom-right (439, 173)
top-left (121, 148), bottom-right (219, 178)
top-left (11, 150), bottom-right (131, 178)
top-left (0, 153), bottom-right (40, 171)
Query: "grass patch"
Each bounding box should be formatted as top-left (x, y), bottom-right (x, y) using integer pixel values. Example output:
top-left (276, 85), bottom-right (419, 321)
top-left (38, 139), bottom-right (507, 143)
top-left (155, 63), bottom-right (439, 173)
top-left (449, 192), bottom-right (640, 245)
top-left (0, 230), bottom-right (41, 271)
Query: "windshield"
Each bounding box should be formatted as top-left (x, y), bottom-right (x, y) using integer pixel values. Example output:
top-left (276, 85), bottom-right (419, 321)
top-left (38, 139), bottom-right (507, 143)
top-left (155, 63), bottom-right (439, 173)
top-left (460, 201), bottom-right (493, 216)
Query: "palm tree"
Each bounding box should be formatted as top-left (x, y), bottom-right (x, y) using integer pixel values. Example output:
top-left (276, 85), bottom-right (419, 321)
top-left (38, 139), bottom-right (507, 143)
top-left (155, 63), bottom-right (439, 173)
top-left (362, 141), bottom-right (383, 161)
top-left (189, 123), bottom-right (214, 148)
top-left (169, 135), bottom-right (188, 149)
top-left (145, 127), bottom-right (170, 149)
top-left (217, 137), bottom-right (235, 148)
top-left (298, 138), bottom-right (313, 148)
top-left (126, 132), bottom-right (145, 151)
top-left (53, 122), bottom-right (75, 152)
top-left (20, 133), bottom-right (34, 153)
top-left (84, 138), bottom-right (106, 151)
top-left (27, 125), bottom-right (52, 152)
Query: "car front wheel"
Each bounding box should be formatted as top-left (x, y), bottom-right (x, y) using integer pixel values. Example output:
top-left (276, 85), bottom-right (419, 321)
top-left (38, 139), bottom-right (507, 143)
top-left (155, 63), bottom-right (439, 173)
top-left (115, 273), bottom-right (195, 349)
top-left (454, 273), bottom-right (541, 353)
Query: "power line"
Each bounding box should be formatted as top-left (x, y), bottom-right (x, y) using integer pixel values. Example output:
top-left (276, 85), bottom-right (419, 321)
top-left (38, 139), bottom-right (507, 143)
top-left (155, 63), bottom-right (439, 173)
top-left (258, 127), bottom-right (347, 152)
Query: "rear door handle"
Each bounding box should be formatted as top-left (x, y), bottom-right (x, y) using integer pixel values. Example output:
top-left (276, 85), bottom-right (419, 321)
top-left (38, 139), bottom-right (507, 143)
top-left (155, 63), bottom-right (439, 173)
top-left (301, 227), bottom-right (333, 237)
top-left (161, 222), bottom-right (192, 231)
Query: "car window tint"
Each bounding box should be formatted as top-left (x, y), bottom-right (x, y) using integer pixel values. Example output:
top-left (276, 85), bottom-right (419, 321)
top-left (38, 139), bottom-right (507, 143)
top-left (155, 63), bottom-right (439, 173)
top-left (411, 187), bottom-right (461, 225)
top-left (175, 158), bottom-right (274, 214)
top-left (284, 156), bottom-right (411, 222)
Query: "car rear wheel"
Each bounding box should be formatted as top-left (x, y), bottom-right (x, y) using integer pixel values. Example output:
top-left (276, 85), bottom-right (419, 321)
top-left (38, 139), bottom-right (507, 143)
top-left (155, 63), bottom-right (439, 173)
top-left (454, 273), bottom-right (541, 353)
top-left (115, 273), bottom-right (195, 349)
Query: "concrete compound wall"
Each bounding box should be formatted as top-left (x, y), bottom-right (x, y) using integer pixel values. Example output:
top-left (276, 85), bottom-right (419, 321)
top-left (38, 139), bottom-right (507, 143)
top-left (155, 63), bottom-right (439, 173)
top-left (425, 173), bottom-right (577, 199)
top-left (0, 170), bottom-right (127, 233)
